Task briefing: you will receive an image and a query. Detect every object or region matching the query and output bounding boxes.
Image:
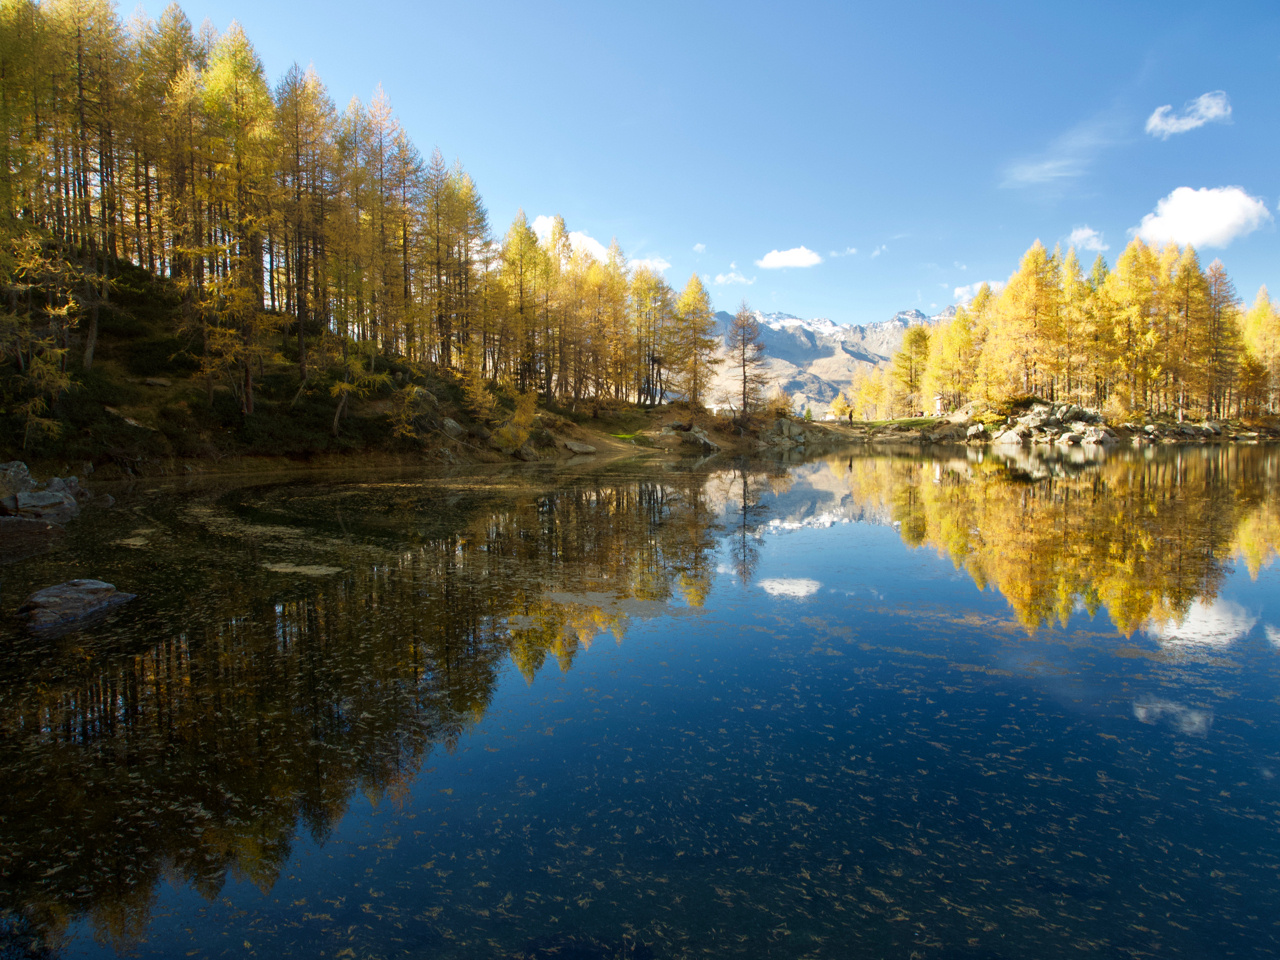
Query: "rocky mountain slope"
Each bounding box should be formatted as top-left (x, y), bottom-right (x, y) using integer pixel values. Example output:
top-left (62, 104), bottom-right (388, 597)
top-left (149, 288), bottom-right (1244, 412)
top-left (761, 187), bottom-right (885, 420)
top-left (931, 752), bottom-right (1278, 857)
top-left (709, 307), bottom-right (954, 413)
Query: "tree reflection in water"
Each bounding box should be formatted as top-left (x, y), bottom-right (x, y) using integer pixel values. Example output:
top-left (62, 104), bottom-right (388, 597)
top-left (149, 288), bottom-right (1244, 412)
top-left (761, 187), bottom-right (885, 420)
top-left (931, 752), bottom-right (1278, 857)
top-left (0, 471), bottom-right (720, 950)
top-left (1, 447), bottom-right (1278, 953)
top-left (823, 445), bottom-right (1280, 634)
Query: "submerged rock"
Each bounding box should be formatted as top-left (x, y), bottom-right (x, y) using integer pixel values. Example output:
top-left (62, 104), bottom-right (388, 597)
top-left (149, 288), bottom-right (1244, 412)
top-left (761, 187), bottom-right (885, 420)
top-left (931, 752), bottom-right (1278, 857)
top-left (18, 579), bottom-right (136, 632)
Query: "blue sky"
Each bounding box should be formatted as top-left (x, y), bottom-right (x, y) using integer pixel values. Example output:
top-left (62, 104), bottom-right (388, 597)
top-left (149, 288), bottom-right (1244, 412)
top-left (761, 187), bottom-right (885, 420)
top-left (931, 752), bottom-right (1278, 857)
top-left (138, 0), bottom-right (1280, 326)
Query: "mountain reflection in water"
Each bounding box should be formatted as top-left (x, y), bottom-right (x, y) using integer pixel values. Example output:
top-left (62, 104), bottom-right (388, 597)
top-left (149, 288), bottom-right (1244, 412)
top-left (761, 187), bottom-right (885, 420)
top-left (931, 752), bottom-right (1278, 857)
top-left (1, 446), bottom-right (1279, 959)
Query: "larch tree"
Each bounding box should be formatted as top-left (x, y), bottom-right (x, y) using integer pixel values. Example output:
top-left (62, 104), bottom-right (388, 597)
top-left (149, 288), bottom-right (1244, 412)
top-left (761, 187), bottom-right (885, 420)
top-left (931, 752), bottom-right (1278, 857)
top-left (672, 273), bottom-right (718, 409)
top-left (724, 300), bottom-right (768, 416)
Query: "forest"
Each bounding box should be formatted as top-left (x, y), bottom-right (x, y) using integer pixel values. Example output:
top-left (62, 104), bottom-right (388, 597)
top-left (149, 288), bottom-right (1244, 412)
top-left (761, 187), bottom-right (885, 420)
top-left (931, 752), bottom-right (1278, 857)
top-left (4, 1), bottom-right (1278, 462)
top-left (0, 0), bottom-right (720, 455)
top-left (847, 238), bottom-right (1280, 423)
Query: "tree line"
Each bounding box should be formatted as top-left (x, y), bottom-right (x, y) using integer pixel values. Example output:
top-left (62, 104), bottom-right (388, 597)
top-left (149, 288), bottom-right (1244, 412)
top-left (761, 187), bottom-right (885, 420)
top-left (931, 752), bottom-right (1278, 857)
top-left (845, 238), bottom-right (1280, 421)
top-left (0, 0), bottom-right (723, 445)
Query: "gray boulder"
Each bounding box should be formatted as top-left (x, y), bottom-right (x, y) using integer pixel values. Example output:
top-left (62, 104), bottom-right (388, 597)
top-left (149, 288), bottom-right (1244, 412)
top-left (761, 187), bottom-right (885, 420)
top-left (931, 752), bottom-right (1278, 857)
top-left (683, 427), bottom-right (720, 454)
top-left (564, 440), bottom-right (597, 455)
top-left (7, 490), bottom-right (80, 523)
top-left (0, 462), bottom-right (34, 498)
top-left (514, 443), bottom-right (540, 462)
top-left (18, 579), bottom-right (135, 632)
top-left (440, 417), bottom-right (465, 440)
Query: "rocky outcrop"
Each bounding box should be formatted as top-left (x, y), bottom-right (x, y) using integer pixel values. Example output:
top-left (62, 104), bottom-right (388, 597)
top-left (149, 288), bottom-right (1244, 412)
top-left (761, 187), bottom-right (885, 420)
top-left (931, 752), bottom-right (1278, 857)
top-left (18, 579), bottom-right (136, 633)
top-left (0, 462), bottom-right (87, 524)
top-left (0, 462), bottom-right (103, 563)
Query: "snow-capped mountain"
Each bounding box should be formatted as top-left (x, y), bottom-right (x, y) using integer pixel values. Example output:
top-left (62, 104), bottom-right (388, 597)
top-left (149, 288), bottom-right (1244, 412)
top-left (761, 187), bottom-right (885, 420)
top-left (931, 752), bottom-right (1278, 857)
top-left (708, 306), bottom-right (951, 413)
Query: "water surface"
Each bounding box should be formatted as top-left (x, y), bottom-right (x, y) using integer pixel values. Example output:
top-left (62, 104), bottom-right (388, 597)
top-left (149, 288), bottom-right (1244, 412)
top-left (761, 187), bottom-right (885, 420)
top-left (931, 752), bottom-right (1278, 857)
top-left (3, 446), bottom-right (1280, 959)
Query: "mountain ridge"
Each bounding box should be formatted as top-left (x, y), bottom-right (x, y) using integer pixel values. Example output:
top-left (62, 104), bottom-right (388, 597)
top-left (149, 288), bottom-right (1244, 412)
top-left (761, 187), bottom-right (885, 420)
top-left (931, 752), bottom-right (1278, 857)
top-left (709, 305), bottom-right (954, 413)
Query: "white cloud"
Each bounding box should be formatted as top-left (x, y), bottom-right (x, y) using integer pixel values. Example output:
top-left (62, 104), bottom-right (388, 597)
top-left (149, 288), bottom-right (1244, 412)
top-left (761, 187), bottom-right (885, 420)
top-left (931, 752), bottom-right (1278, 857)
top-left (829, 246), bottom-right (858, 257)
top-left (530, 215), bottom-right (610, 262)
top-left (870, 245), bottom-right (885, 258)
top-left (1147, 598), bottom-right (1256, 649)
top-left (1068, 226), bottom-right (1110, 252)
top-left (1146, 91), bottom-right (1232, 139)
top-left (631, 256), bottom-right (671, 273)
top-left (1266, 625), bottom-right (1280, 648)
top-left (757, 578), bottom-right (821, 598)
top-left (1002, 115), bottom-right (1121, 188)
top-left (531, 214), bottom-right (669, 273)
top-left (953, 280), bottom-right (1005, 303)
top-left (954, 261), bottom-right (967, 271)
top-left (714, 270), bottom-right (755, 286)
top-left (1133, 698), bottom-right (1213, 737)
top-left (1134, 186), bottom-right (1272, 248)
top-left (693, 242), bottom-right (706, 254)
top-left (755, 246), bottom-right (822, 269)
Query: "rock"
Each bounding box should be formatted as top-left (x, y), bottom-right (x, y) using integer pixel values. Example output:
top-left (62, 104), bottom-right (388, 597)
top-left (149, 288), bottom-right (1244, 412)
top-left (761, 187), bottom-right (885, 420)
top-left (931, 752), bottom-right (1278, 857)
top-left (564, 440), bottom-right (597, 455)
top-left (682, 427), bottom-right (720, 454)
top-left (143, 377), bottom-right (172, 387)
top-left (103, 406), bottom-right (157, 431)
top-left (966, 423), bottom-right (987, 439)
top-left (0, 462), bottom-right (34, 498)
top-left (440, 417), bottom-right (465, 440)
top-left (471, 424), bottom-right (492, 441)
top-left (991, 426), bottom-right (1028, 446)
top-left (44, 476), bottom-right (83, 499)
top-left (0, 517), bottom-right (66, 564)
top-left (514, 443), bottom-right (539, 462)
top-left (11, 490), bottom-right (79, 523)
top-left (18, 579), bottom-right (135, 632)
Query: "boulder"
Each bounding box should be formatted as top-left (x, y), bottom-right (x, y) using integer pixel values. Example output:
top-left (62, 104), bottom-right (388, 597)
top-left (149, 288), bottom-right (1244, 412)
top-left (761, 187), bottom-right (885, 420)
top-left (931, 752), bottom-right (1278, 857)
top-left (966, 423), bottom-right (987, 439)
top-left (682, 427), bottom-right (720, 454)
top-left (9, 490), bottom-right (79, 523)
top-left (440, 417), bottom-right (465, 440)
top-left (514, 443), bottom-right (540, 462)
top-left (18, 579), bottom-right (135, 632)
top-left (564, 440), bottom-right (597, 455)
top-left (991, 426), bottom-right (1028, 446)
top-left (0, 462), bottom-right (34, 498)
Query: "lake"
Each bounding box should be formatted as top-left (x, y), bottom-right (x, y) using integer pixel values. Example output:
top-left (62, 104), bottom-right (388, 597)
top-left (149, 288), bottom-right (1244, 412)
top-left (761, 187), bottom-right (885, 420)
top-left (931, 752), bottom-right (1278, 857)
top-left (3, 444), bottom-right (1280, 959)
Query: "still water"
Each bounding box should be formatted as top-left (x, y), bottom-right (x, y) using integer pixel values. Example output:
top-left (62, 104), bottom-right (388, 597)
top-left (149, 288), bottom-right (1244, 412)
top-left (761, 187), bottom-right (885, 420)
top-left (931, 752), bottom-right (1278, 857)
top-left (3, 446), bottom-right (1280, 959)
